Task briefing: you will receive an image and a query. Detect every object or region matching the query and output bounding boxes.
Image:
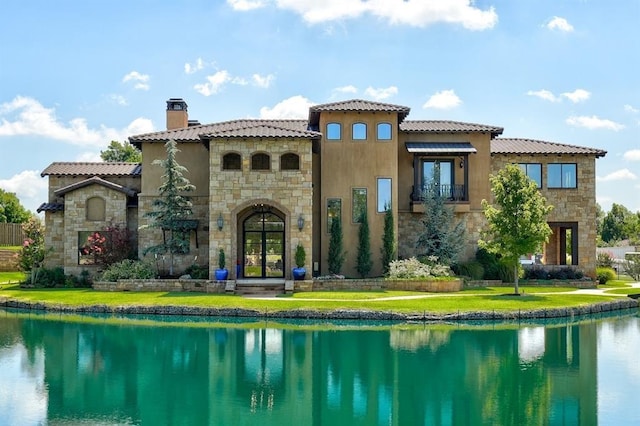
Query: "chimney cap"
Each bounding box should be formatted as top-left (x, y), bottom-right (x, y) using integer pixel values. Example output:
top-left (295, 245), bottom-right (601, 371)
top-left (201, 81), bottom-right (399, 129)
top-left (166, 98), bottom-right (188, 111)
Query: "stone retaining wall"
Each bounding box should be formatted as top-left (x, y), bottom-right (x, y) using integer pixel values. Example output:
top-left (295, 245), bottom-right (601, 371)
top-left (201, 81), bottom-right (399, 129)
top-left (0, 249), bottom-right (19, 272)
top-left (93, 279), bottom-right (226, 293)
top-left (464, 279), bottom-right (597, 289)
top-left (295, 278), bottom-right (462, 292)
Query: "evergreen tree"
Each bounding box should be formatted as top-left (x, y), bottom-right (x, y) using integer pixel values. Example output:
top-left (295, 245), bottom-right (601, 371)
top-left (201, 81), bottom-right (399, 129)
top-left (380, 206), bottom-right (396, 275)
top-left (356, 211), bottom-right (372, 278)
top-left (100, 140), bottom-right (142, 162)
top-left (481, 164), bottom-right (553, 294)
top-left (328, 216), bottom-right (345, 275)
top-left (415, 183), bottom-right (466, 266)
top-left (0, 189), bottom-right (32, 223)
top-left (144, 140), bottom-right (195, 276)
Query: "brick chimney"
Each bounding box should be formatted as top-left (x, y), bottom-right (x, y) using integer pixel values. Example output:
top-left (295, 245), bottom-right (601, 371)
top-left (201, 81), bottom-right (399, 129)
top-left (166, 98), bottom-right (188, 130)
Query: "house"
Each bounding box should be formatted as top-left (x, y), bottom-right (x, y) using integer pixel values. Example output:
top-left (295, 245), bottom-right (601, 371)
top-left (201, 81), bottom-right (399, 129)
top-left (38, 98), bottom-right (606, 280)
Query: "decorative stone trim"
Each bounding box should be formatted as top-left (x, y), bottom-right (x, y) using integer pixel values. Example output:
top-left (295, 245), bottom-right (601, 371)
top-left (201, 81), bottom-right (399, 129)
top-left (92, 280), bottom-right (226, 293)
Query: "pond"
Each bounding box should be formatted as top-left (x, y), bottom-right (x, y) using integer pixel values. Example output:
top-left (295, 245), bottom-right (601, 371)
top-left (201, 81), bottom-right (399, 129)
top-left (1, 308), bottom-right (638, 425)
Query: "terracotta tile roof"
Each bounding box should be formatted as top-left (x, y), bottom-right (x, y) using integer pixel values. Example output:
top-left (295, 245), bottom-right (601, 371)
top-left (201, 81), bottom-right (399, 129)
top-left (41, 162), bottom-right (142, 177)
top-left (309, 99), bottom-right (411, 126)
top-left (129, 119), bottom-right (316, 144)
top-left (54, 176), bottom-right (138, 197)
top-left (491, 138), bottom-right (607, 158)
top-left (401, 120), bottom-right (504, 137)
top-left (36, 202), bottom-right (64, 213)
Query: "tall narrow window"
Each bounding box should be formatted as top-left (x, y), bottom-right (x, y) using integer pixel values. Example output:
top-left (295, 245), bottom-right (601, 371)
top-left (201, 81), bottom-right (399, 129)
top-left (280, 153), bottom-right (300, 170)
top-left (223, 153), bottom-right (241, 170)
top-left (518, 163), bottom-right (542, 188)
top-left (326, 123), bottom-right (341, 140)
top-left (377, 178), bottom-right (392, 212)
top-left (327, 198), bottom-right (341, 232)
top-left (377, 123), bottom-right (392, 140)
top-left (251, 153), bottom-right (271, 170)
top-left (352, 123), bottom-right (367, 140)
top-left (548, 164), bottom-right (577, 188)
top-left (352, 188), bottom-right (367, 223)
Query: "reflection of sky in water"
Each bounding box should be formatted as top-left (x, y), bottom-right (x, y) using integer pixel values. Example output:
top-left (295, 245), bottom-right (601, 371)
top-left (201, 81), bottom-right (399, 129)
top-left (244, 328), bottom-right (283, 384)
top-left (0, 344), bottom-right (47, 426)
top-left (518, 326), bottom-right (545, 363)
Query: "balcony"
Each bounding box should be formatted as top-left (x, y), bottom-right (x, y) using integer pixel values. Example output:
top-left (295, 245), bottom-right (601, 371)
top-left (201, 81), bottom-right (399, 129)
top-left (410, 184), bottom-right (470, 213)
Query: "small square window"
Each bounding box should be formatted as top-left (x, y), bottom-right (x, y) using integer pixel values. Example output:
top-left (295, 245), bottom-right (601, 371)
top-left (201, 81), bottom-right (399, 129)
top-left (326, 123), bottom-right (341, 140)
top-left (352, 123), bottom-right (367, 140)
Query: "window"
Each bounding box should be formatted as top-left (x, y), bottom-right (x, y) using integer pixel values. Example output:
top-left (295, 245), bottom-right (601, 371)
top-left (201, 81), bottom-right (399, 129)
top-left (519, 163), bottom-right (542, 188)
top-left (86, 197), bottom-right (106, 221)
top-left (251, 153), bottom-right (271, 170)
top-left (280, 153), bottom-right (300, 170)
top-left (548, 164), bottom-right (577, 188)
top-left (377, 123), bottom-right (392, 140)
top-left (352, 188), bottom-right (367, 223)
top-left (222, 153), bottom-right (241, 170)
top-left (377, 178), bottom-right (392, 212)
top-left (327, 198), bottom-right (341, 232)
top-left (326, 122), bottom-right (341, 140)
top-left (352, 123), bottom-right (367, 140)
top-left (78, 230), bottom-right (108, 265)
top-left (422, 160), bottom-right (453, 197)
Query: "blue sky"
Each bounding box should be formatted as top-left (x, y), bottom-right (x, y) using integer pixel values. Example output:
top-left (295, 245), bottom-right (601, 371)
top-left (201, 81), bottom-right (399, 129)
top-left (1, 0), bottom-right (638, 214)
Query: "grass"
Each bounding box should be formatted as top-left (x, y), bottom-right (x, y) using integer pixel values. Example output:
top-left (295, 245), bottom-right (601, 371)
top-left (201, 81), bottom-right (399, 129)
top-left (0, 271), bottom-right (25, 284)
top-left (0, 246), bottom-right (21, 252)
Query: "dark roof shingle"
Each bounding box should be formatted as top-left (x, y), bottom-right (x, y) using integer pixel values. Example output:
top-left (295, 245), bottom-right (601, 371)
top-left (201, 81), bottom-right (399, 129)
top-left (491, 138), bottom-right (607, 158)
top-left (401, 120), bottom-right (503, 137)
top-left (309, 99), bottom-right (411, 126)
top-left (36, 202), bottom-right (64, 213)
top-left (41, 162), bottom-right (142, 177)
top-left (54, 176), bottom-right (138, 197)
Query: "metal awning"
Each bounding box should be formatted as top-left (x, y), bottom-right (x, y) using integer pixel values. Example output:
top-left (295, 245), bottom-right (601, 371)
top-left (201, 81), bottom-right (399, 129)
top-left (405, 142), bottom-right (477, 154)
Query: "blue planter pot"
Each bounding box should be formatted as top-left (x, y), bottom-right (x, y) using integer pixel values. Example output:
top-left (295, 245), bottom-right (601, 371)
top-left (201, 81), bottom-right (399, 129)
top-left (215, 269), bottom-right (229, 281)
top-left (292, 267), bottom-right (306, 281)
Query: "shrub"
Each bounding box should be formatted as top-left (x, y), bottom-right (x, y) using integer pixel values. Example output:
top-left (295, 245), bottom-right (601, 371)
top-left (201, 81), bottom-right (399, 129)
top-left (623, 253), bottom-right (640, 280)
top-left (100, 259), bottom-right (155, 282)
top-left (388, 257), bottom-right (451, 279)
top-left (524, 267), bottom-right (550, 280)
top-left (596, 252), bottom-right (614, 268)
top-left (185, 263), bottom-right (209, 279)
top-left (294, 244), bottom-right (306, 268)
top-left (596, 267), bottom-right (616, 285)
top-left (23, 267), bottom-right (65, 288)
top-left (475, 248), bottom-right (503, 280)
top-left (452, 261), bottom-right (484, 280)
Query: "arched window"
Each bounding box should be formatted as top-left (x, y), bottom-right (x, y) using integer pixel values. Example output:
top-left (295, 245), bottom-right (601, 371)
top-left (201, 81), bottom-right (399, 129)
top-left (280, 153), bottom-right (300, 170)
top-left (377, 122), bottom-right (392, 140)
top-left (222, 153), bottom-right (241, 170)
top-left (86, 197), bottom-right (106, 221)
top-left (251, 153), bottom-right (271, 170)
top-left (352, 122), bottom-right (367, 140)
top-left (326, 122), bottom-right (341, 140)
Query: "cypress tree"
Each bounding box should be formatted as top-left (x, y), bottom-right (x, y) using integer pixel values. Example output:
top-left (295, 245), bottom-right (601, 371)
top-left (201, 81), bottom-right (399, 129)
top-left (328, 216), bottom-right (345, 275)
top-left (356, 211), bottom-right (372, 278)
top-left (380, 206), bottom-right (396, 275)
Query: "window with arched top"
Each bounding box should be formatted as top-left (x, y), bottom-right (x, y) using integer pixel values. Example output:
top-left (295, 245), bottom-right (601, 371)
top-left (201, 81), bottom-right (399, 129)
top-left (352, 122), bottom-right (367, 140)
top-left (86, 197), bottom-right (106, 221)
top-left (326, 122), bottom-right (341, 140)
top-left (251, 153), bottom-right (271, 170)
top-left (222, 153), bottom-right (242, 170)
top-left (280, 153), bottom-right (300, 170)
top-left (377, 122), bottom-right (392, 140)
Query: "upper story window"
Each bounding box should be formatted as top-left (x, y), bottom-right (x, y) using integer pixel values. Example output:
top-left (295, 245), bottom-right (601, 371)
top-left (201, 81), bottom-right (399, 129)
top-left (352, 123), bottom-right (367, 140)
top-left (86, 197), bottom-right (106, 221)
top-left (548, 163), bottom-right (577, 188)
top-left (251, 153), bottom-right (271, 171)
top-left (377, 123), bottom-right (392, 141)
top-left (326, 122), bottom-right (341, 140)
top-left (280, 153), bottom-right (300, 170)
top-left (518, 163), bottom-right (542, 188)
top-left (222, 153), bottom-right (241, 170)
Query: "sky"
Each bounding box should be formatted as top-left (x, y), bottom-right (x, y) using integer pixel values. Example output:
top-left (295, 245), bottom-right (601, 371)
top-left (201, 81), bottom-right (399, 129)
top-left (0, 0), bottom-right (638, 215)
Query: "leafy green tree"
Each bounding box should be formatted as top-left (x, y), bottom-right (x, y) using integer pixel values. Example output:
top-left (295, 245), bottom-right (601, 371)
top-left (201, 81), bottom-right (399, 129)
top-left (144, 140), bottom-right (195, 276)
top-left (18, 217), bottom-right (48, 286)
top-left (415, 182), bottom-right (466, 266)
top-left (0, 189), bottom-right (32, 223)
top-left (328, 216), bottom-right (345, 275)
top-left (380, 205), bottom-right (396, 275)
top-left (601, 203), bottom-right (640, 244)
top-left (356, 211), bottom-right (372, 278)
top-left (100, 140), bottom-right (142, 162)
top-left (481, 164), bottom-right (553, 294)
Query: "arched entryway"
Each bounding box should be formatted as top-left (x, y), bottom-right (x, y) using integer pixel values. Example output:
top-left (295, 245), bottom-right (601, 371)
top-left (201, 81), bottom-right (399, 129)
top-left (242, 207), bottom-right (285, 278)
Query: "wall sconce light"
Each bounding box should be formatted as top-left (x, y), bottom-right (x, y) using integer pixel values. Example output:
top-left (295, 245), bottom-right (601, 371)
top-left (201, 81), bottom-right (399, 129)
top-left (459, 157), bottom-right (465, 168)
top-left (217, 213), bottom-right (224, 231)
top-left (297, 214), bottom-right (305, 231)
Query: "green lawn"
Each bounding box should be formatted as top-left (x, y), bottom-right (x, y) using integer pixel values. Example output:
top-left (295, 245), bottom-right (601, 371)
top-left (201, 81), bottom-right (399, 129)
top-left (0, 271), bottom-right (25, 284)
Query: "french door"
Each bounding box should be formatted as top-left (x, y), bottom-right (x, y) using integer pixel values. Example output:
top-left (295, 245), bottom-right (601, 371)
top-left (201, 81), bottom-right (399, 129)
top-left (243, 211), bottom-right (285, 278)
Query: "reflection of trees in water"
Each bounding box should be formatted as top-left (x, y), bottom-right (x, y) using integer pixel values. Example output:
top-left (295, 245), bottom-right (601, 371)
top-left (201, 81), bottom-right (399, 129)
top-left (389, 329), bottom-right (451, 352)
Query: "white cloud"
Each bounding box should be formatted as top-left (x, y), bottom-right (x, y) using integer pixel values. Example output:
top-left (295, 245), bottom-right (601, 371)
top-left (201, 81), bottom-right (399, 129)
top-left (229, 0), bottom-right (498, 30)
top-left (259, 95), bottom-right (315, 119)
top-left (566, 115), bottom-right (625, 131)
top-left (624, 104), bottom-right (639, 114)
top-left (227, 0), bottom-right (266, 11)
top-left (0, 96), bottom-right (154, 146)
top-left (423, 89), bottom-right (462, 110)
top-left (527, 89), bottom-right (561, 102)
top-left (184, 58), bottom-right (206, 74)
top-left (623, 150), bottom-right (640, 161)
top-left (122, 71), bottom-right (150, 90)
top-left (561, 89), bottom-right (590, 103)
top-left (252, 73), bottom-right (275, 88)
top-left (194, 70), bottom-right (249, 96)
top-left (364, 86), bottom-right (398, 101)
top-left (333, 85), bottom-right (358, 94)
top-left (108, 94), bottom-right (128, 106)
top-left (546, 16), bottom-right (574, 32)
top-left (596, 169), bottom-right (637, 182)
top-left (0, 170), bottom-right (48, 213)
